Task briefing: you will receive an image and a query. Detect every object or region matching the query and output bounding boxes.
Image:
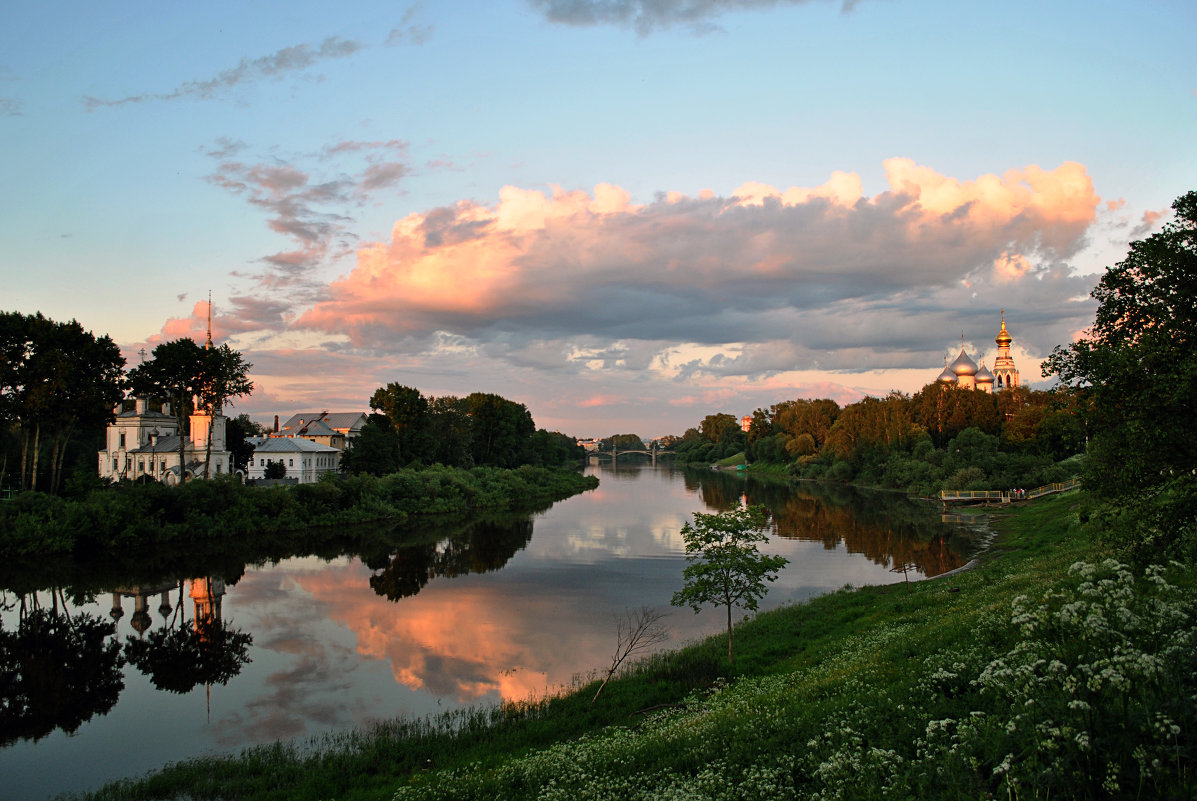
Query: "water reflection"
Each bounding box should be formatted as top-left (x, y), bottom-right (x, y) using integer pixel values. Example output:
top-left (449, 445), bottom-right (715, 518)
top-left (0, 599), bottom-right (124, 748)
top-left (366, 517), bottom-right (535, 601)
top-left (0, 576), bottom-right (252, 747)
top-left (683, 470), bottom-right (976, 577)
top-left (0, 468), bottom-right (982, 799)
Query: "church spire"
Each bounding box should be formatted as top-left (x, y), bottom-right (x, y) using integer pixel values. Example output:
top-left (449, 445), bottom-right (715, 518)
top-left (205, 291), bottom-right (213, 350)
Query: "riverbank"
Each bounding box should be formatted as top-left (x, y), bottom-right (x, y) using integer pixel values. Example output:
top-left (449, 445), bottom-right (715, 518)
top-left (70, 489), bottom-right (1195, 801)
top-left (0, 465), bottom-right (598, 563)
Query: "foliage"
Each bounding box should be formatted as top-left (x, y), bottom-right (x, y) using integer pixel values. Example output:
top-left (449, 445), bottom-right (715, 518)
top-left (0, 607), bottom-right (125, 746)
top-left (1044, 190), bottom-right (1197, 560)
top-left (0, 466), bottom-right (598, 561)
top-left (263, 459), bottom-right (287, 479)
top-left (671, 505), bottom-right (788, 664)
top-left (344, 385), bottom-right (575, 475)
top-left (0, 311), bottom-right (125, 494)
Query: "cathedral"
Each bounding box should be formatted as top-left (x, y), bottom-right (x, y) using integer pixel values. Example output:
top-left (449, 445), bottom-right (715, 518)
top-left (935, 313), bottom-right (1020, 393)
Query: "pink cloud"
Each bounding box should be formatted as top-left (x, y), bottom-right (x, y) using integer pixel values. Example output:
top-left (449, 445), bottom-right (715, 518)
top-left (294, 160), bottom-right (1099, 348)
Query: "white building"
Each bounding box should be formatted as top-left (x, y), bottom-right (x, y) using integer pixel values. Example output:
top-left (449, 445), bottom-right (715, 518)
top-left (246, 436), bottom-right (341, 484)
top-left (98, 398), bottom-right (232, 483)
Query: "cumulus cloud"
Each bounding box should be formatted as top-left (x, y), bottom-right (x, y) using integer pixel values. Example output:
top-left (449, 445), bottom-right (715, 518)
top-left (528, 0), bottom-right (857, 35)
top-left (83, 36), bottom-right (363, 109)
top-left (292, 159), bottom-right (1099, 378)
top-left (151, 158), bottom-right (1109, 434)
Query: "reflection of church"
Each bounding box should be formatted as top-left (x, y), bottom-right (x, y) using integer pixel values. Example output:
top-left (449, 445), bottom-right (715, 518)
top-left (108, 577), bottom-right (226, 636)
top-left (935, 313), bottom-right (1021, 393)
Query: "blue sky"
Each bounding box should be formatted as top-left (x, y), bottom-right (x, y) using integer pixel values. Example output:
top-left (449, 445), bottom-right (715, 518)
top-left (2, 0), bottom-right (1194, 436)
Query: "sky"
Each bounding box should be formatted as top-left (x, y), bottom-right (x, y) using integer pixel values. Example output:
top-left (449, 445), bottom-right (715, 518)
top-left (2, 0), bottom-right (1194, 438)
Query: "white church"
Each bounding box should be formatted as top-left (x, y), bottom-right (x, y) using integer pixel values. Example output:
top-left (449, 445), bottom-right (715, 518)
top-left (97, 398), bottom-right (232, 484)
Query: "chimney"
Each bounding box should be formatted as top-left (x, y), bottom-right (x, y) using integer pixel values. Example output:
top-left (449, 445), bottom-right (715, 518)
top-left (274, 415), bottom-right (279, 433)
top-left (163, 402), bottom-right (171, 416)
top-left (136, 398), bottom-right (148, 414)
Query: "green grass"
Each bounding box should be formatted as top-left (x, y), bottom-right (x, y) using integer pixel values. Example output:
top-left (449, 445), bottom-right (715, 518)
top-left (69, 491), bottom-right (1196, 800)
top-left (714, 452), bottom-right (746, 467)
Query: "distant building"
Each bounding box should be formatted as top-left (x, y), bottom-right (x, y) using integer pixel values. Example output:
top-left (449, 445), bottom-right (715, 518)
top-left (274, 411), bottom-right (368, 450)
top-left (740, 415), bottom-right (752, 432)
top-left (935, 313), bottom-right (1020, 393)
top-left (246, 436), bottom-right (341, 483)
top-left (98, 398), bottom-right (232, 484)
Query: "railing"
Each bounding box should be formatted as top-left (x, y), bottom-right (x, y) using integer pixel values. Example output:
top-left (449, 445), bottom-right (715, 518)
top-left (939, 478), bottom-right (1079, 503)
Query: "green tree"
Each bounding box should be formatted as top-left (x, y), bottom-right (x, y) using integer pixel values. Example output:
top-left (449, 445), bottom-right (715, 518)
top-left (0, 312), bottom-right (124, 493)
top-left (670, 505), bottom-right (789, 664)
top-left (339, 414), bottom-right (402, 476)
top-left (126, 339), bottom-right (206, 481)
top-left (1044, 190), bottom-right (1197, 558)
top-left (262, 459), bottom-right (287, 479)
top-left (465, 392), bottom-right (535, 468)
top-left (370, 383), bottom-right (431, 466)
top-left (196, 344), bottom-right (253, 478)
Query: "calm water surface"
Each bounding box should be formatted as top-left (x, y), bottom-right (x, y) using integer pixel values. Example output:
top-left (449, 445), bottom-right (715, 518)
top-left (0, 465), bottom-right (979, 800)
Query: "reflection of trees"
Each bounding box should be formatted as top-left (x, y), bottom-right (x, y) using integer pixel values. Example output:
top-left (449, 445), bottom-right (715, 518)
top-left (0, 593), bottom-right (125, 746)
top-left (123, 578), bottom-right (252, 695)
top-left (680, 470), bottom-right (974, 578)
top-left (748, 483), bottom-right (970, 577)
top-left (369, 516), bottom-right (535, 601)
top-left (124, 625), bottom-right (252, 694)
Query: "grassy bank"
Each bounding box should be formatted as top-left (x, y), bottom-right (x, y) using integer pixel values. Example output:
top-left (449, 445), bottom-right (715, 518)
top-left (70, 492), bottom-right (1195, 800)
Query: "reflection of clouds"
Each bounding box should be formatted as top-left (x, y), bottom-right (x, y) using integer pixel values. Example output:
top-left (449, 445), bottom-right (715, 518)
top-left (213, 568), bottom-right (378, 745)
top-left (296, 567), bottom-right (564, 703)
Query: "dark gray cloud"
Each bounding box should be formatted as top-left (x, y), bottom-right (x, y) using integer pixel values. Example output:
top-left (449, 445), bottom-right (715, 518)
top-left (83, 36), bottom-right (363, 110)
top-left (528, 0), bottom-right (856, 34)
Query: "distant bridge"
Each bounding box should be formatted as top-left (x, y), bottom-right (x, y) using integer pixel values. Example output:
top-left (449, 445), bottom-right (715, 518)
top-left (939, 478), bottom-right (1079, 504)
top-left (588, 446), bottom-right (675, 465)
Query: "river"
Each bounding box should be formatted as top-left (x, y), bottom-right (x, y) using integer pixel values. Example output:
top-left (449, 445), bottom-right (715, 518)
top-left (0, 464), bottom-right (980, 800)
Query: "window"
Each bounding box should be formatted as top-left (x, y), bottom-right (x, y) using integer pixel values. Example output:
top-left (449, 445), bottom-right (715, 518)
top-left (289, 459), bottom-right (293, 466)
top-left (216, 463), bottom-right (222, 474)
top-left (119, 433), bottom-right (126, 448)
top-left (113, 457), bottom-right (118, 471)
top-left (139, 460), bottom-right (145, 473)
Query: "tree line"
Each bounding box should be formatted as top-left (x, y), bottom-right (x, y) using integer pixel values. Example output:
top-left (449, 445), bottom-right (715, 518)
top-left (340, 382), bottom-right (584, 475)
top-left (0, 316), bottom-right (254, 494)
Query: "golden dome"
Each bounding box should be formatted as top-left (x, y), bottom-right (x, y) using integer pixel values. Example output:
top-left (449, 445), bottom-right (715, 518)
top-left (996, 312), bottom-right (1012, 347)
top-left (975, 362), bottom-right (995, 384)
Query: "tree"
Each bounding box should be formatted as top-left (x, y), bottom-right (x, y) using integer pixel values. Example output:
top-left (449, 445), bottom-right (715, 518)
top-left (670, 505), bottom-right (788, 664)
top-left (263, 459), bottom-right (287, 479)
top-left (465, 392), bottom-right (535, 468)
top-left (0, 312), bottom-right (124, 493)
top-left (127, 338), bottom-right (253, 480)
top-left (196, 344), bottom-right (253, 478)
top-left (370, 383), bottom-right (431, 466)
top-left (339, 413), bottom-right (401, 476)
top-left (591, 606), bottom-right (669, 704)
top-left (126, 339), bottom-right (206, 481)
top-left (1044, 190), bottom-right (1197, 558)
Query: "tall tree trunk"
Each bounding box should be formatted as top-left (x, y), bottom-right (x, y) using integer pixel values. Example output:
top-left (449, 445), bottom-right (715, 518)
top-left (726, 603), bottom-right (734, 664)
top-left (49, 429), bottom-right (61, 495)
top-left (20, 427), bottom-right (28, 490)
top-left (30, 420), bottom-right (40, 492)
top-left (177, 391), bottom-right (188, 483)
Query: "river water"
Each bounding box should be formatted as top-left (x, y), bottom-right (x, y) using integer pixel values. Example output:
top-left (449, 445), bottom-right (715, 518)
top-left (0, 464), bottom-right (979, 800)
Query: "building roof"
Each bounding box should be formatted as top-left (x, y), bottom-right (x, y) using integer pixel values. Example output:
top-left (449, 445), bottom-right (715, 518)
top-left (249, 436), bottom-right (340, 454)
top-left (279, 412), bottom-right (368, 434)
top-left (949, 347), bottom-right (978, 377)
